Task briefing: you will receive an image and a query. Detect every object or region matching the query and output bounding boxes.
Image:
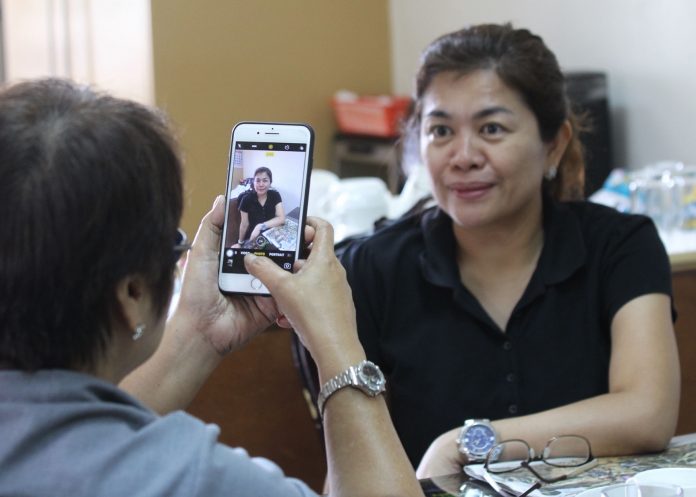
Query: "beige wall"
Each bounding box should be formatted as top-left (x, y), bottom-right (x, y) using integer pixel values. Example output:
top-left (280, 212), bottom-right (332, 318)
top-left (151, 0), bottom-right (392, 233)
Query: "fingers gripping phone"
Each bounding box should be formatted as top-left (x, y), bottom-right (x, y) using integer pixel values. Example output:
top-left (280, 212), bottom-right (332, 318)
top-left (218, 122), bottom-right (314, 295)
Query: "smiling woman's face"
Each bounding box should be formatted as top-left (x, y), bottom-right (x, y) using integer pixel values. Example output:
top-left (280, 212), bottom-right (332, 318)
top-left (253, 172), bottom-right (271, 195)
top-left (420, 69), bottom-right (560, 232)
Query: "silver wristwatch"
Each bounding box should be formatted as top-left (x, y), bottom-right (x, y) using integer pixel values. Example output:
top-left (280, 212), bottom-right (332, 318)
top-left (457, 418), bottom-right (498, 462)
top-left (317, 360), bottom-right (386, 417)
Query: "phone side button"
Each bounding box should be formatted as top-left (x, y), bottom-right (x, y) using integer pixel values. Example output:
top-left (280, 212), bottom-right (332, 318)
top-left (250, 278), bottom-right (263, 290)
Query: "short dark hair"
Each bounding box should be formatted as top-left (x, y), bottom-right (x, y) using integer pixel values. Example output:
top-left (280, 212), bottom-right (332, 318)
top-left (407, 23), bottom-right (585, 200)
top-left (0, 79), bottom-right (183, 371)
top-left (254, 166), bottom-right (273, 183)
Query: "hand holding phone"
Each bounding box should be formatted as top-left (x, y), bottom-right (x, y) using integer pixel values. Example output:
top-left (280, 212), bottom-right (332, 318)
top-left (242, 217), bottom-right (362, 368)
top-left (218, 122), bottom-right (314, 295)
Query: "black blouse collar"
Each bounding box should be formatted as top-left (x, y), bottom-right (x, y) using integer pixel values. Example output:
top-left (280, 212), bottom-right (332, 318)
top-left (419, 197), bottom-right (587, 289)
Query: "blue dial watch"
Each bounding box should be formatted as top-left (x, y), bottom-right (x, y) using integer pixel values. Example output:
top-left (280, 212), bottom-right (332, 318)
top-left (457, 418), bottom-right (498, 462)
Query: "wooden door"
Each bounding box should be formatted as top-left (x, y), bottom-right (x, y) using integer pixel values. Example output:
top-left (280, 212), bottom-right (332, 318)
top-left (185, 326), bottom-right (326, 492)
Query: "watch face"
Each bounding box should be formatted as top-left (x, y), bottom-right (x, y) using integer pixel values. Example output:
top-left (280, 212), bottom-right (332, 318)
top-left (357, 362), bottom-right (385, 392)
top-left (463, 424), bottom-right (497, 457)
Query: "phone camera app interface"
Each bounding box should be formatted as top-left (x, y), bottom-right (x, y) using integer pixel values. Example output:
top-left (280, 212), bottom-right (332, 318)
top-left (222, 140), bottom-right (306, 273)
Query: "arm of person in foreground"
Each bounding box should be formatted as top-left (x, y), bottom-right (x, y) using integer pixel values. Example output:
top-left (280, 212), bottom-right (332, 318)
top-left (416, 293), bottom-right (680, 478)
top-left (120, 195), bottom-right (282, 413)
top-left (245, 217), bottom-right (423, 497)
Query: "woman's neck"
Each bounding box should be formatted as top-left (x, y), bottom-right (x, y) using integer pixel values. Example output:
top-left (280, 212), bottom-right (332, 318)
top-left (453, 201), bottom-right (545, 330)
top-left (453, 201), bottom-right (544, 275)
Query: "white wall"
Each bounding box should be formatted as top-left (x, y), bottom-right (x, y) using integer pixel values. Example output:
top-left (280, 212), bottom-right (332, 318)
top-left (389, 0), bottom-right (696, 170)
top-left (239, 150), bottom-right (305, 214)
top-left (2, 0), bottom-right (153, 105)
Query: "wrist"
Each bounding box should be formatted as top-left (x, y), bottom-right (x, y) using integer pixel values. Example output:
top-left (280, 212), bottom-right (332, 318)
top-left (457, 419), bottom-right (499, 463)
top-left (444, 429), bottom-right (469, 464)
top-left (311, 341), bottom-right (366, 384)
top-left (317, 359), bottom-right (386, 417)
top-left (166, 310), bottom-right (224, 366)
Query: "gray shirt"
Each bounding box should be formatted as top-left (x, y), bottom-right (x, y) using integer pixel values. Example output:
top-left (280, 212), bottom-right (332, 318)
top-left (0, 369), bottom-right (318, 497)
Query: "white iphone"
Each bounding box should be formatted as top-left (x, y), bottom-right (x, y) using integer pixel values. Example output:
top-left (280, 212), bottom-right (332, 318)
top-left (218, 122), bottom-right (314, 295)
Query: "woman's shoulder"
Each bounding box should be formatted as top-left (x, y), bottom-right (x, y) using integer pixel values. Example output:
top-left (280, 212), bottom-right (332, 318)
top-left (238, 190), bottom-right (255, 208)
top-left (559, 200), bottom-right (664, 253)
top-left (562, 200), bottom-right (657, 234)
top-left (338, 208), bottom-right (431, 269)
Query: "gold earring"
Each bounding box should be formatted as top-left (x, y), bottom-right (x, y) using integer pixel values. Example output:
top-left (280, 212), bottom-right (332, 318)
top-left (132, 323), bottom-right (146, 341)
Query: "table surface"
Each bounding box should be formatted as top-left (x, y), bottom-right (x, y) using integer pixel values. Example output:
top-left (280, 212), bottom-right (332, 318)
top-left (663, 230), bottom-right (696, 271)
top-left (419, 433), bottom-right (696, 497)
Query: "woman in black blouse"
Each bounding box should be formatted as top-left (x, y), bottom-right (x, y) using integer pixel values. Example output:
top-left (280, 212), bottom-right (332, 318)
top-left (339, 23), bottom-right (680, 477)
top-left (238, 166), bottom-right (286, 245)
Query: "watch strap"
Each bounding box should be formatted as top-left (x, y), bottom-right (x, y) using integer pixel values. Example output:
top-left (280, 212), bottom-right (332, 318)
top-left (317, 360), bottom-right (385, 417)
top-left (317, 368), bottom-right (354, 416)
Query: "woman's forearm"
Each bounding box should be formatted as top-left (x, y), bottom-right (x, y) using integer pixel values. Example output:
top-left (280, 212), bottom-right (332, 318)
top-left (417, 387), bottom-right (678, 479)
top-left (238, 218), bottom-right (249, 241)
top-left (324, 380), bottom-right (425, 497)
top-left (493, 389), bottom-right (678, 456)
top-left (261, 215), bottom-right (285, 229)
top-left (119, 312), bottom-right (222, 414)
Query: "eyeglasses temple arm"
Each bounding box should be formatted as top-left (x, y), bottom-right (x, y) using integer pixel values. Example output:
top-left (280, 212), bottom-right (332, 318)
top-left (564, 458), bottom-right (599, 478)
top-left (519, 481), bottom-right (542, 497)
top-left (483, 470), bottom-right (538, 497)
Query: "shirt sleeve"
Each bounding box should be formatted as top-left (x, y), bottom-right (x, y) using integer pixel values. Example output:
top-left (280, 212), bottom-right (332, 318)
top-left (338, 238), bottom-right (385, 364)
top-left (600, 214), bottom-right (673, 322)
top-left (196, 444), bottom-right (319, 497)
top-left (238, 193), bottom-right (250, 213)
top-left (149, 412), bottom-right (319, 497)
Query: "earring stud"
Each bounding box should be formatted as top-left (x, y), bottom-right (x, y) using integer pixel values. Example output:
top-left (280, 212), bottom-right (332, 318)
top-left (132, 323), bottom-right (146, 341)
top-left (545, 166), bottom-right (558, 180)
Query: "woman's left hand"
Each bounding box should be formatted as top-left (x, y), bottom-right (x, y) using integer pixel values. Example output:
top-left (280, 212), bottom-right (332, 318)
top-left (416, 429), bottom-right (466, 479)
top-left (174, 195), bottom-right (279, 354)
top-left (248, 224), bottom-right (263, 242)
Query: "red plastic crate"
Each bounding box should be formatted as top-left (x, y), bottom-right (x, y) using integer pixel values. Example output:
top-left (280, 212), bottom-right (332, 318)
top-left (331, 95), bottom-right (411, 137)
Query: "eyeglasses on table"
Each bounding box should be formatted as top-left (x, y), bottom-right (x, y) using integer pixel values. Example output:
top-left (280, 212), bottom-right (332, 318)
top-left (484, 434), bottom-right (597, 484)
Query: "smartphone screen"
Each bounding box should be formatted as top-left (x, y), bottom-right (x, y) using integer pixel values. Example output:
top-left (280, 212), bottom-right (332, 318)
top-left (218, 122), bottom-right (313, 295)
